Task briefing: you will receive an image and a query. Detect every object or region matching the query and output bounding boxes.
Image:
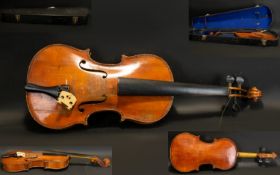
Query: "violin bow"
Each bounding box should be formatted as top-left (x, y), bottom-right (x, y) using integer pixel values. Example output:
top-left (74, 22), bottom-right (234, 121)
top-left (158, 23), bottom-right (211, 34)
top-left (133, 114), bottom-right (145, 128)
top-left (43, 150), bottom-right (111, 168)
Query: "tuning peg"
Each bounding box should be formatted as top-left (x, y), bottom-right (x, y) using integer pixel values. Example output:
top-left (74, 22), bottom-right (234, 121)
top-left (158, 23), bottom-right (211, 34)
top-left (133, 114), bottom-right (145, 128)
top-left (259, 147), bottom-right (267, 153)
top-left (236, 76), bottom-right (244, 88)
top-left (226, 75), bottom-right (235, 87)
top-left (257, 157), bottom-right (273, 167)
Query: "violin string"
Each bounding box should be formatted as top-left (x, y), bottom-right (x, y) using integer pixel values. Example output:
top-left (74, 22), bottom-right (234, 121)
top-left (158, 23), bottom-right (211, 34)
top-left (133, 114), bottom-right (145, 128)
top-left (43, 150), bottom-right (98, 158)
top-left (42, 150), bottom-right (111, 167)
top-left (219, 97), bottom-right (232, 129)
top-left (44, 150), bottom-right (88, 156)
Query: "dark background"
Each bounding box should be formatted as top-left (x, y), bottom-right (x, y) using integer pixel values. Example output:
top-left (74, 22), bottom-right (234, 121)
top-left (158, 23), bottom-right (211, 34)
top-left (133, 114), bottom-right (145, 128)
top-left (0, 0), bottom-right (279, 175)
top-left (0, 146), bottom-right (112, 175)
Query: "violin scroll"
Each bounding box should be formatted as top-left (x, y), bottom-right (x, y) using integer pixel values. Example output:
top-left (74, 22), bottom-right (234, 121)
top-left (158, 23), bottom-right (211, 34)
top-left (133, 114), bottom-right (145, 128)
top-left (226, 75), bottom-right (262, 101)
top-left (246, 87), bottom-right (262, 102)
top-left (256, 147), bottom-right (278, 167)
top-left (90, 157), bottom-right (111, 167)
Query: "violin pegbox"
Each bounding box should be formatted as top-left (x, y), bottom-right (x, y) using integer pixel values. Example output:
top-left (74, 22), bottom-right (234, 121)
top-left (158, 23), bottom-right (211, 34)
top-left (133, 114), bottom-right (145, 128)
top-left (226, 75), bottom-right (262, 101)
top-left (256, 147), bottom-right (278, 167)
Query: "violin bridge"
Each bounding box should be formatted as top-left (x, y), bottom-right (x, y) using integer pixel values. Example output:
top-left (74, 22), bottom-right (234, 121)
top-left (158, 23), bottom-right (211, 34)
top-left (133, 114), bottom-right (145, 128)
top-left (16, 152), bottom-right (26, 157)
top-left (57, 91), bottom-right (77, 110)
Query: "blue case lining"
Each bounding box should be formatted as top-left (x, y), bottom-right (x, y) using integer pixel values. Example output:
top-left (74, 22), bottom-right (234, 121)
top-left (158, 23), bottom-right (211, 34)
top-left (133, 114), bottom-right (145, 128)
top-left (192, 5), bottom-right (272, 30)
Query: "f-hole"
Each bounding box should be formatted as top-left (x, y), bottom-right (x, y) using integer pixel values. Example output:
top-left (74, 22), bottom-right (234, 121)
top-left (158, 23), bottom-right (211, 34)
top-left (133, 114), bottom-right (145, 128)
top-left (79, 60), bottom-right (108, 78)
top-left (78, 95), bottom-right (107, 112)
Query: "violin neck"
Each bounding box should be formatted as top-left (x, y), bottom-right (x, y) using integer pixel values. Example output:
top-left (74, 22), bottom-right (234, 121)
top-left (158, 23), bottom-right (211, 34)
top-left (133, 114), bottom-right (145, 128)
top-left (237, 152), bottom-right (277, 159)
top-left (237, 152), bottom-right (258, 158)
top-left (118, 78), bottom-right (228, 96)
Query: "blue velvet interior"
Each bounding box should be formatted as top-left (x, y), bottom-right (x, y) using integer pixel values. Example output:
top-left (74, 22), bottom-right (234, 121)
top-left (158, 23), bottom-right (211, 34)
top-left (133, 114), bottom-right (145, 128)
top-left (192, 5), bottom-right (272, 30)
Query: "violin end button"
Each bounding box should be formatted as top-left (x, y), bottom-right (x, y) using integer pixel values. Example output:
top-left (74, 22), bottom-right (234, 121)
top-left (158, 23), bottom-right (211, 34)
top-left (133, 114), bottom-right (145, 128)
top-left (120, 118), bottom-right (126, 122)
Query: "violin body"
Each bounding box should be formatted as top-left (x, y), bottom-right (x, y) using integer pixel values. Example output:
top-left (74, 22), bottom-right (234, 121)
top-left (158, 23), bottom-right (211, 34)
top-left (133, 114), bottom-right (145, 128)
top-left (170, 132), bottom-right (237, 172)
top-left (26, 44), bottom-right (173, 129)
top-left (1, 151), bottom-right (69, 172)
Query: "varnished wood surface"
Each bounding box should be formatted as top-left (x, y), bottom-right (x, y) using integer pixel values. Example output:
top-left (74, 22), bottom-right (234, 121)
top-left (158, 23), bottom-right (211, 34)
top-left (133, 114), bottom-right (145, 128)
top-left (26, 44), bottom-right (173, 129)
top-left (1, 151), bottom-right (69, 172)
top-left (170, 132), bottom-right (237, 172)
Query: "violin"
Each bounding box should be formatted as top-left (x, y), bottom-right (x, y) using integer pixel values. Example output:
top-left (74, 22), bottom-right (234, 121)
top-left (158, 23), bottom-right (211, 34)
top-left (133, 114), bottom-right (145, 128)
top-left (209, 30), bottom-right (278, 45)
top-left (1, 150), bottom-right (110, 172)
top-left (25, 44), bottom-right (262, 129)
top-left (234, 31), bottom-right (278, 41)
top-left (170, 132), bottom-right (277, 173)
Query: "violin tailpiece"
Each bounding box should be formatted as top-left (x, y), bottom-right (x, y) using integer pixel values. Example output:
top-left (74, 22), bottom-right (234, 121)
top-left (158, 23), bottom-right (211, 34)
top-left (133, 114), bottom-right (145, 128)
top-left (25, 83), bottom-right (77, 110)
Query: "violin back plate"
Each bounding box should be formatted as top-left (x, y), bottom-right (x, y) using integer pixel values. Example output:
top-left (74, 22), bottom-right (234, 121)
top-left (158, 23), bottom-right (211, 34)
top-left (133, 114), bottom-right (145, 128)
top-left (170, 132), bottom-right (237, 172)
